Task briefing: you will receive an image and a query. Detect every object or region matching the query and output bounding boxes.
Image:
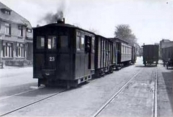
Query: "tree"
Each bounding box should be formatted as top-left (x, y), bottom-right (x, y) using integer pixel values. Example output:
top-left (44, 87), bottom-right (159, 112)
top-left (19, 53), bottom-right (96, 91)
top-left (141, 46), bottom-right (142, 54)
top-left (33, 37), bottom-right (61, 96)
top-left (114, 25), bottom-right (137, 45)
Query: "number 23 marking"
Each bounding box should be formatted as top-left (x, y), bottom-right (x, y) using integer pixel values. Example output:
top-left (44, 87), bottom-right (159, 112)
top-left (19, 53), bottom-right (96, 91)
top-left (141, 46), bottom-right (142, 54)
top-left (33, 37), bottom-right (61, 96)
top-left (49, 57), bottom-right (55, 61)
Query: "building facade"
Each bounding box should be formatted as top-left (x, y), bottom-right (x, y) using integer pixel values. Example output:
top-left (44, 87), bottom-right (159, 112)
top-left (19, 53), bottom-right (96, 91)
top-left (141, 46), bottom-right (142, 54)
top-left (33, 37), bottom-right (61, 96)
top-left (159, 39), bottom-right (173, 59)
top-left (0, 2), bottom-right (33, 66)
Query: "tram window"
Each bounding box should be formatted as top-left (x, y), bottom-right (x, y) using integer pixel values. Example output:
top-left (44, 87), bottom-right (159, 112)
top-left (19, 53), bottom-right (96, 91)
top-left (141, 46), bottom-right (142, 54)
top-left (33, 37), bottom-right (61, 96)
top-left (92, 37), bottom-right (95, 53)
top-left (81, 36), bottom-right (85, 51)
top-left (60, 36), bottom-right (68, 48)
top-left (48, 36), bottom-right (56, 49)
top-left (76, 36), bottom-right (81, 51)
top-left (37, 36), bottom-right (45, 49)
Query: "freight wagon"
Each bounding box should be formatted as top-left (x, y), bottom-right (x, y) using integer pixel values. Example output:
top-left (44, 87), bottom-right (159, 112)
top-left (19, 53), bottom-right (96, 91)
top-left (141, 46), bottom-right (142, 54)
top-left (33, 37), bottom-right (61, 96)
top-left (161, 46), bottom-right (173, 69)
top-left (143, 45), bottom-right (159, 66)
top-left (94, 35), bottom-right (113, 77)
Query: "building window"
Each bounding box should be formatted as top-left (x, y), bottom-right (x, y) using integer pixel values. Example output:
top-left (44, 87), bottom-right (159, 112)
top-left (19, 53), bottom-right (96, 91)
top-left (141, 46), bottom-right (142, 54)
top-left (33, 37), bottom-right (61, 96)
top-left (5, 10), bottom-right (10, 15)
top-left (2, 42), bottom-right (13, 57)
top-left (16, 43), bottom-right (24, 57)
top-left (1, 9), bottom-right (11, 15)
top-left (27, 28), bottom-right (32, 33)
top-left (18, 25), bottom-right (23, 37)
top-left (5, 23), bottom-right (11, 35)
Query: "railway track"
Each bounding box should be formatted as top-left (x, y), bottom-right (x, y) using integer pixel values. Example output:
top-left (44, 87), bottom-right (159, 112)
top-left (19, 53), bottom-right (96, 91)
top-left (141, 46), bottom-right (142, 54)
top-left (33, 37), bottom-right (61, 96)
top-left (91, 69), bottom-right (143, 117)
top-left (153, 69), bottom-right (158, 117)
top-left (91, 68), bottom-right (158, 117)
top-left (0, 88), bottom-right (68, 117)
top-left (1, 69), bottom-right (142, 117)
top-left (1, 68), bottom-right (158, 117)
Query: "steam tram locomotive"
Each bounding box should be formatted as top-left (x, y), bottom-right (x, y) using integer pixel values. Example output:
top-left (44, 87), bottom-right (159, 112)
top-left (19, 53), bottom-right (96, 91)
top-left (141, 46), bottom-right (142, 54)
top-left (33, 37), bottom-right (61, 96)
top-left (33, 19), bottom-right (136, 87)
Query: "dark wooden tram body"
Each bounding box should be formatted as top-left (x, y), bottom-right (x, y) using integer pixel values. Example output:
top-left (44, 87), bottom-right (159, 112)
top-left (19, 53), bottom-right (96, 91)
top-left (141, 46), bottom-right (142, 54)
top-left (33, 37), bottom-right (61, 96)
top-left (94, 35), bottom-right (113, 77)
top-left (33, 22), bottom-right (95, 87)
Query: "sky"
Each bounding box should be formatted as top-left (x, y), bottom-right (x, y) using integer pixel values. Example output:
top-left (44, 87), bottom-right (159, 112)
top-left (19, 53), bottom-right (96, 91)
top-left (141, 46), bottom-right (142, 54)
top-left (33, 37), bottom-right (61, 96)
top-left (0, 0), bottom-right (173, 46)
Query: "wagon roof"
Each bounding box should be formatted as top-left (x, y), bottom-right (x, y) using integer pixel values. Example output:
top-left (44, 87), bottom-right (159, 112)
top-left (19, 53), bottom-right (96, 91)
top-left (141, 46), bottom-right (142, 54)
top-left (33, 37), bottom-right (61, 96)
top-left (143, 44), bottom-right (159, 47)
top-left (34, 23), bottom-right (95, 35)
top-left (108, 38), bottom-right (129, 44)
top-left (96, 34), bottom-right (108, 39)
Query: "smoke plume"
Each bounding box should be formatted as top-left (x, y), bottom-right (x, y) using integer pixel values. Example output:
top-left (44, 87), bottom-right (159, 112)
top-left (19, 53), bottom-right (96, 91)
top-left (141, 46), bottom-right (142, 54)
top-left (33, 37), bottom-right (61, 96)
top-left (43, 10), bottom-right (64, 24)
top-left (39, 0), bottom-right (67, 25)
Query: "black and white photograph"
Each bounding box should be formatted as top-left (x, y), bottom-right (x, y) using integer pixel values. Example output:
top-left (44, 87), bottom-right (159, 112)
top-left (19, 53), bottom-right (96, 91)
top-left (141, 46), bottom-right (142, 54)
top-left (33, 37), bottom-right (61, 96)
top-left (0, 0), bottom-right (172, 117)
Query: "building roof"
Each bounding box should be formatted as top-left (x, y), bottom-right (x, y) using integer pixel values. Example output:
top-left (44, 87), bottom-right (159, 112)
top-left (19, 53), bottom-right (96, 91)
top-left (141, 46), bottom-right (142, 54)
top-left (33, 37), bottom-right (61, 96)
top-left (0, 2), bottom-right (32, 28)
top-left (160, 41), bottom-right (173, 48)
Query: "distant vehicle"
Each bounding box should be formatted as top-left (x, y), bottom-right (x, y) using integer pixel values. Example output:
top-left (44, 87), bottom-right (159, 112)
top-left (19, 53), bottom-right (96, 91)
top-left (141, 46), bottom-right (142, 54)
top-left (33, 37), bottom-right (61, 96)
top-left (33, 18), bottom-right (137, 88)
top-left (142, 45), bottom-right (159, 66)
top-left (161, 46), bottom-right (173, 69)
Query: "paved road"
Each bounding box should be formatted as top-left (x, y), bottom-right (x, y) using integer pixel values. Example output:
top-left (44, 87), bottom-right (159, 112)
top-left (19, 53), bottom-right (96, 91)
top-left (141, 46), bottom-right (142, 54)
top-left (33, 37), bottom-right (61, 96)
top-left (157, 65), bottom-right (173, 117)
top-left (0, 67), bottom-right (37, 100)
top-left (0, 57), bottom-right (172, 117)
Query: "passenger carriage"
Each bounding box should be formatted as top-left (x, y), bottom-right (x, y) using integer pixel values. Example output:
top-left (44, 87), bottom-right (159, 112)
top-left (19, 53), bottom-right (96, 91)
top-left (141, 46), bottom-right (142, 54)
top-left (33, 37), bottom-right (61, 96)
top-left (111, 38), bottom-right (133, 69)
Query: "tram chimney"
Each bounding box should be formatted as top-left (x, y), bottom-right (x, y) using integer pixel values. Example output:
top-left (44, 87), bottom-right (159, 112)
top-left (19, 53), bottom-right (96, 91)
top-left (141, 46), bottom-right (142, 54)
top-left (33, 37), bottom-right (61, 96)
top-left (57, 10), bottom-right (65, 24)
top-left (57, 17), bottom-right (65, 24)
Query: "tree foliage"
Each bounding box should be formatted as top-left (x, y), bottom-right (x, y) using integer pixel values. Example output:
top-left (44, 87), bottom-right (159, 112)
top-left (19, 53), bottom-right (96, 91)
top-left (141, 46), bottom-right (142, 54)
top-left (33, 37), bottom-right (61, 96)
top-left (115, 25), bottom-right (137, 45)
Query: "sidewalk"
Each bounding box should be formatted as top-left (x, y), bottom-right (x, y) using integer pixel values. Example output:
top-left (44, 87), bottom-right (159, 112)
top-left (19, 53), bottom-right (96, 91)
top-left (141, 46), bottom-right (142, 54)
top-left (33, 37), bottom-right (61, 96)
top-left (0, 66), bottom-right (33, 78)
top-left (157, 65), bottom-right (173, 117)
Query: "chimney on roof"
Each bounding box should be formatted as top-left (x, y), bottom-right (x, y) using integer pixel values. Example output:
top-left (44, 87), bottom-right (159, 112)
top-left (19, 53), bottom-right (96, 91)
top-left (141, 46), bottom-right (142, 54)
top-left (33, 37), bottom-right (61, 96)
top-left (57, 17), bottom-right (65, 24)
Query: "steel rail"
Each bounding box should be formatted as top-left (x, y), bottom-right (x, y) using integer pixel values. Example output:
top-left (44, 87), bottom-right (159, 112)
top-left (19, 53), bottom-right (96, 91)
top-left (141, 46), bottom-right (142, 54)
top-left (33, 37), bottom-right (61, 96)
top-left (91, 69), bottom-right (143, 117)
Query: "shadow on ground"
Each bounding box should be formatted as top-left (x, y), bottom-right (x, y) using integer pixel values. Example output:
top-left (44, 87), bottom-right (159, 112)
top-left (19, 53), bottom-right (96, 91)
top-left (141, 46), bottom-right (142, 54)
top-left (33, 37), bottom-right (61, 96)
top-left (16, 81), bottom-right (89, 97)
top-left (0, 82), bottom-right (84, 98)
top-left (162, 71), bottom-right (173, 112)
top-left (135, 65), bottom-right (157, 68)
top-left (0, 82), bottom-right (37, 97)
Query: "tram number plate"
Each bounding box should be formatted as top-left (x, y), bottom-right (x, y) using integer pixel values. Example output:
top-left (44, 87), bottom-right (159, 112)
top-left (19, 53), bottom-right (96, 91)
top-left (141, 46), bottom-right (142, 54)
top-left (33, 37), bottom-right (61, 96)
top-left (49, 57), bottom-right (55, 61)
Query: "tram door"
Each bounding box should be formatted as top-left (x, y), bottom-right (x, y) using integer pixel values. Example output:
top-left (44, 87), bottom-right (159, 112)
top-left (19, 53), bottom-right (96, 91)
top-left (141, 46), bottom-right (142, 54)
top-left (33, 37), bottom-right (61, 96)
top-left (85, 36), bottom-right (92, 69)
top-left (45, 36), bottom-right (57, 70)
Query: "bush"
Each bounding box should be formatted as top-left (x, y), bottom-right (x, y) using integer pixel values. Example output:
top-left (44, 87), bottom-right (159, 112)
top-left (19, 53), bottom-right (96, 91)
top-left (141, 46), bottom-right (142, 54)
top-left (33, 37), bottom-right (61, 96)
top-left (5, 60), bottom-right (32, 67)
top-left (5, 60), bottom-right (24, 67)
